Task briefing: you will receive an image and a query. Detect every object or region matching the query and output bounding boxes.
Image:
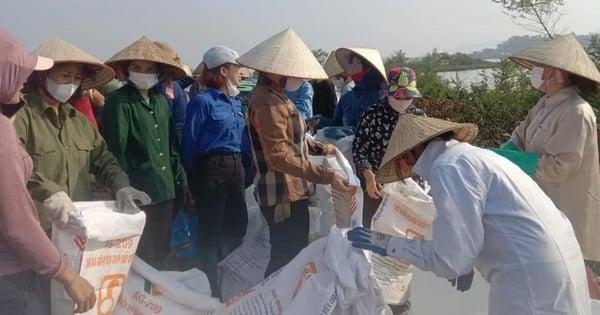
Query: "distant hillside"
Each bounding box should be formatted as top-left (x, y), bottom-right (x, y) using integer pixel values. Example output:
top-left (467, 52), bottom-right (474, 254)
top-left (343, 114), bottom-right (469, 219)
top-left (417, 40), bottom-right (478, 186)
top-left (469, 34), bottom-right (596, 60)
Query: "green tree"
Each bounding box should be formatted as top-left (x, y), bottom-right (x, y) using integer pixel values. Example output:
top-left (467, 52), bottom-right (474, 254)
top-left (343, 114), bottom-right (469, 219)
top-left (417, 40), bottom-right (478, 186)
top-left (492, 0), bottom-right (565, 38)
top-left (384, 50), bottom-right (408, 71)
top-left (586, 34), bottom-right (600, 65)
top-left (311, 48), bottom-right (328, 65)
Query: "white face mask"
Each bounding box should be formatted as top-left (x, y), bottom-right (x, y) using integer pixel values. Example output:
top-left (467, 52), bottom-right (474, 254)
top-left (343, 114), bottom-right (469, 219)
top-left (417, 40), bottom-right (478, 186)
top-left (285, 77), bottom-right (304, 92)
top-left (226, 79), bottom-right (240, 97)
top-left (46, 77), bottom-right (79, 103)
top-left (530, 66), bottom-right (546, 91)
top-left (129, 71), bottom-right (159, 90)
top-left (387, 97), bottom-right (413, 113)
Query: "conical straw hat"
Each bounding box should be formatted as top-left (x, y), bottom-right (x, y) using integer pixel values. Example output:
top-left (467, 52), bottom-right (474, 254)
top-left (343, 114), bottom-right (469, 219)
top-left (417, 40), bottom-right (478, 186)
top-left (376, 114), bottom-right (478, 183)
top-left (236, 28), bottom-right (327, 79)
top-left (509, 33), bottom-right (600, 83)
top-left (335, 47), bottom-right (387, 83)
top-left (323, 50), bottom-right (345, 77)
top-left (34, 37), bottom-right (115, 90)
top-left (192, 62), bottom-right (203, 76)
top-left (105, 37), bottom-right (186, 79)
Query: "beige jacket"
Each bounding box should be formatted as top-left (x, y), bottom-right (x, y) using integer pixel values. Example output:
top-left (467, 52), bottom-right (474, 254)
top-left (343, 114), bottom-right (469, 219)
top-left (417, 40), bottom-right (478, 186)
top-left (511, 86), bottom-right (600, 261)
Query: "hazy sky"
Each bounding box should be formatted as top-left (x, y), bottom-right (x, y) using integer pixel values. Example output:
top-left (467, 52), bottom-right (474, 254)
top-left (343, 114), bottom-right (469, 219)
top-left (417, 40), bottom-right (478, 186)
top-left (2, 0), bottom-right (599, 67)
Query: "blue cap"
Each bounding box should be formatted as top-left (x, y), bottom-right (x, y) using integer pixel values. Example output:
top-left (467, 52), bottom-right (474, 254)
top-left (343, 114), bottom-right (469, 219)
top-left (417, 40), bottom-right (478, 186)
top-left (202, 46), bottom-right (239, 70)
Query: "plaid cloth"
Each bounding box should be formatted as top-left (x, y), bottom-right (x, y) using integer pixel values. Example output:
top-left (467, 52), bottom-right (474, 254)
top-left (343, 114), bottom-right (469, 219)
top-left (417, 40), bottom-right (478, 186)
top-left (248, 77), bottom-right (334, 206)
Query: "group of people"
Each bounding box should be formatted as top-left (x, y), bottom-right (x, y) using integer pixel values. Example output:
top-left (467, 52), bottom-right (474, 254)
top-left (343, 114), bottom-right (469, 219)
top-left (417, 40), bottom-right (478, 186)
top-left (1, 24), bottom-right (599, 315)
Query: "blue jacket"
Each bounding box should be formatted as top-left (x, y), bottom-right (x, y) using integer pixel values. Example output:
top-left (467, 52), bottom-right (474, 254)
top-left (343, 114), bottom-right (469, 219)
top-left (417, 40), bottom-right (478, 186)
top-left (332, 69), bottom-right (383, 127)
top-left (285, 80), bottom-right (314, 120)
top-left (157, 79), bottom-right (191, 142)
top-left (181, 87), bottom-right (245, 170)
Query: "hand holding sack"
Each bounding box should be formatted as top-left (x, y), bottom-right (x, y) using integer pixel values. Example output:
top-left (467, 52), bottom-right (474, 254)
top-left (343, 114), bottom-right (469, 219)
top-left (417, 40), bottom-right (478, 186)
top-left (116, 187), bottom-right (151, 213)
top-left (347, 226), bottom-right (392, 257)
top-left (42, 191), bottom-right (80, 228)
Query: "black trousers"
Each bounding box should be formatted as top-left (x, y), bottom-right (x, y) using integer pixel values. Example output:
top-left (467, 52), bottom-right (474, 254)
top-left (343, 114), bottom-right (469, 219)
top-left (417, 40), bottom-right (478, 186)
top-left (0, 270), bottom-right (48, 315)
top-left (137, 200), bottom-right (174, 269)
top-left (190, 152), bottom-right (248, 297)
top-left (260, 199), bottom-right (310, 277)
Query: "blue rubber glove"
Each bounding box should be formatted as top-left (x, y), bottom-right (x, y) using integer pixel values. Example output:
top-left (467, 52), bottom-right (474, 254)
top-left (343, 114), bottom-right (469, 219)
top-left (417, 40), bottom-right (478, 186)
top-left (347, 227), bottom-right (392, 256)
top-left (488, 148), bottom-right (539, 175)
top-left (448, 269), bottom-right (475, 292)
top-left (499, 140), bottom-right (519, 151)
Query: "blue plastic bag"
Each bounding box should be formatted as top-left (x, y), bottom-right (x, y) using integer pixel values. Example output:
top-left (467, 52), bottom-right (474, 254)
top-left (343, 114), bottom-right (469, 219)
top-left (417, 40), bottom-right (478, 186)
top-left (170, 209), bottom-right (198, 258)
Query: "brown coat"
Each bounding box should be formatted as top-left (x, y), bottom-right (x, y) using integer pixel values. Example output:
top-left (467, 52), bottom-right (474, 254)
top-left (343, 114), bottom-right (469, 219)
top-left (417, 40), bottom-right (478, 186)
top-left (248, 77), bottom-right (334, 206)
top-left (512, 86), bottom-right (600, 261)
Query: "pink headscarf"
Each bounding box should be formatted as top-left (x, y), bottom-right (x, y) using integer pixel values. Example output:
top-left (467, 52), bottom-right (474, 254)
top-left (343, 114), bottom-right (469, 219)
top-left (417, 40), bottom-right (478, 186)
top-left (0, 28), bottom-right (53, 103)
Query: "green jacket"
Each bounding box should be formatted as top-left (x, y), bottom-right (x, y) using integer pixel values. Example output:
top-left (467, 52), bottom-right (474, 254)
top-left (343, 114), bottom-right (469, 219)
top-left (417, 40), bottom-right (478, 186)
top-left (100, 84), bottom-right (187, 203)
top-left (14, 92), bottom-right (130, 203)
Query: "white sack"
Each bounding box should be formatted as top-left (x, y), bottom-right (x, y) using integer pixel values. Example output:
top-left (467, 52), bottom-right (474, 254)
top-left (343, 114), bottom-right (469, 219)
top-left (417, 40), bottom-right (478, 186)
top-left (218, 206), bottom-right (271, 301)
top-left (215, 227), bottom-right (391, 315)
top-left (369, 179), bottom-right (436, 305)
top-left (323, 149), bottom-right (363, 229)
top-left (51, 201), bottom-right (145, 315)
top-left (113, 256), bottom-right (221, 315)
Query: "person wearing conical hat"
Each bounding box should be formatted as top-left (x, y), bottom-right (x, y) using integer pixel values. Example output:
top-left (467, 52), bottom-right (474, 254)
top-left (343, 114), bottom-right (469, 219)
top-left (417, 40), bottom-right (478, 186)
top-left (0, 28), bottom-right (98, 315)
top-left (347, 114), bottom-right (591, 315)
top-left (319, 47), bottom-right (387, 129)
top-left (101, 37), bottom-right (192, 269)
top-left (323, 50), bottom-right (354, 101)
top-left (237, 28), bottom-right (351, 277)
top-left (352, 66), bottom-right (425, 315)
top-left (153, 41), bottom-right (194, 142)
top-left (502, 33), bottom-right (600, 295)
top-left (181, 46), bottom-right (247, 296)
top-left (310, 51), bottom-right (338, 120)
top-left (353, 67), bottom-right (423, 225)
top-left (12, 37), bottom-right (151, 234)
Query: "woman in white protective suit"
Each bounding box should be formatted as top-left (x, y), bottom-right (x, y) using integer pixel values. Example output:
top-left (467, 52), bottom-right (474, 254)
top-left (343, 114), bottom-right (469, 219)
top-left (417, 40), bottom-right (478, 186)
top-left (347, 114), bottom-right (591, 315)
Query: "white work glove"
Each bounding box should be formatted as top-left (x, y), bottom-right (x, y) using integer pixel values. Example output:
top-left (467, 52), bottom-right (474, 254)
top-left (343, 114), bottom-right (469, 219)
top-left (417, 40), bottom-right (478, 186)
top-left (273, 203), bottom-right (291, 223)
top-left (42, 191), bottom-right (79, 229)
top-left (116, 187), bottom-right (151, 214)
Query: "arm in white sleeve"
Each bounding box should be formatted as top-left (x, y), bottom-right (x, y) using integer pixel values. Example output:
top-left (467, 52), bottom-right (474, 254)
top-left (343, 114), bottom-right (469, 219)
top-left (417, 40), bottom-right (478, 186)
top-left (386, 163), bottom-right (485, 279)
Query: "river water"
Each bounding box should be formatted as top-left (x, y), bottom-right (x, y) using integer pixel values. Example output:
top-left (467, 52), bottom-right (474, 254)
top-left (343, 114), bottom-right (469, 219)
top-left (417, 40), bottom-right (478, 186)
top-left (438, 68), bottom-right (496, 87)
